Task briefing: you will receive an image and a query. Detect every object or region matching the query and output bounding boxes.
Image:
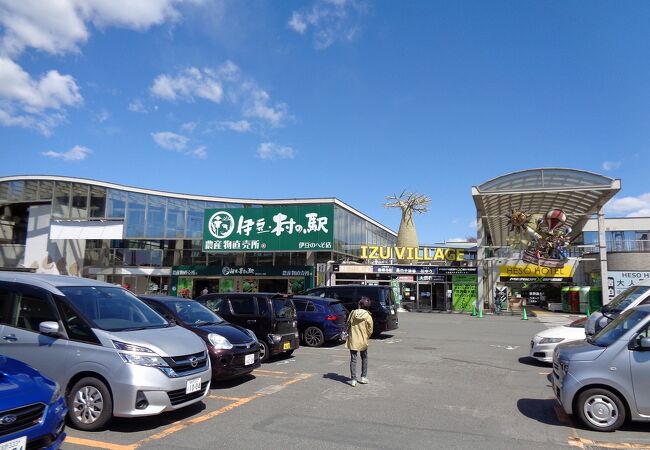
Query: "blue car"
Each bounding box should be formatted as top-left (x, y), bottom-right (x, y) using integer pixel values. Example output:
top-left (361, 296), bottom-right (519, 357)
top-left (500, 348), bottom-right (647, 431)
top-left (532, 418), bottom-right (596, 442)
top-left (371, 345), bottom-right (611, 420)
top-left (292, 296), bottom-right (348, 347)
top-left (0, 356), bottom-right (67, 450)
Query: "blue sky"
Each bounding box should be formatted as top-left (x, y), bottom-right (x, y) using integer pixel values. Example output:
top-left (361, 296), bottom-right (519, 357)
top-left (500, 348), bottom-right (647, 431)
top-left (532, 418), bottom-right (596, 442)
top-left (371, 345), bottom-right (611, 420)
top-left (1, 0), bottom-right (649, 243)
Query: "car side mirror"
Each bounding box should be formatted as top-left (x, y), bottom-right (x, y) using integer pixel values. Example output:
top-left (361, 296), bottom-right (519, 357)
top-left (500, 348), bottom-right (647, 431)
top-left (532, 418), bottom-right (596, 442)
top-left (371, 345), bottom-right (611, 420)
top-left (39, 321), bottom-right (62, 336)
top-left (639, 337), bottom-right (650, 349)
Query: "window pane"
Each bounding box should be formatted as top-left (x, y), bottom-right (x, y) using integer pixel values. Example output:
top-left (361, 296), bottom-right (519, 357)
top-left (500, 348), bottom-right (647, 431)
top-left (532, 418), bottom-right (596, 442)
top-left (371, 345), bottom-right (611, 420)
top-left (166, 199), bottom-right (186, 238)
top-left (107, 189), bottom-right (127, 219)
top-left (23, 180), bottom-right (38, 201)
top-left (0, 182), bottom-right (8, 202)
top-left (52, 181), bottom-right (71, 218)
top-left (8, 181), bottom-right (24, 202)
top-left (186, 200), bottom-right (205, 239)
top-left (38, 180), bottom-right (53, 200)
top-left (89, 186), bottom-right (107, 218)
top-left (146, 195), bottom-right (166, 238)
top-left (70, 183), bottom-right (89, 219)
top-left (126, 192), bottom-right (146, 237)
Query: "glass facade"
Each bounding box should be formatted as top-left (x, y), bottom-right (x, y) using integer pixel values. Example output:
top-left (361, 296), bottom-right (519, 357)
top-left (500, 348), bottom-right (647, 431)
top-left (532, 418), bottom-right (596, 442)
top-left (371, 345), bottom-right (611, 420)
top-left (0, 178), bottom-right (397, 268)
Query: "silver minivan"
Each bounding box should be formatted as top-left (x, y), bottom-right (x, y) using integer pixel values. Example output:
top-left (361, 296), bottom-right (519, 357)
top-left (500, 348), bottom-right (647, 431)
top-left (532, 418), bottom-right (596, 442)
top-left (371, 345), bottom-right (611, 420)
top-left (553, 305), bottom-right (650, 431)
top-left (0, 273), bottom-right (211, 430)
top-left (585, 279), bottom-right (650, 336)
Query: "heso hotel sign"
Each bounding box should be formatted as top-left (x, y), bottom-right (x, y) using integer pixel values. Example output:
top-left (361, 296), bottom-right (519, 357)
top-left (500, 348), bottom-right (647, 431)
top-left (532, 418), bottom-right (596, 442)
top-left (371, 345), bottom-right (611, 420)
top-left (203, 205), bottom-right (333, 252)
top-left (499, 263), bottom-right (573, 282)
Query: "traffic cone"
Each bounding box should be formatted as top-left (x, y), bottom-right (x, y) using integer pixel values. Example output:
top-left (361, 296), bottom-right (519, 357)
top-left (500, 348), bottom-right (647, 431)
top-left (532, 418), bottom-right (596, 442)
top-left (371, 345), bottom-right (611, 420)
top-left (522, 307), bottom-right (528, 320)
top-left (585, 304), bottom-right (591, 317)
top-left (471, 304), bottom-right (477, 316)
top-left (478, 305), bottom-right (484, 318)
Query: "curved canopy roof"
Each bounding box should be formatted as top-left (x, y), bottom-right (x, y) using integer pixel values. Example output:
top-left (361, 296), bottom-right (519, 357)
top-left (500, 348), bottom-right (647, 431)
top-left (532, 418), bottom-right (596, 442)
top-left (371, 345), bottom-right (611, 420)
top-left (472, 168), bottom-right (621, 248)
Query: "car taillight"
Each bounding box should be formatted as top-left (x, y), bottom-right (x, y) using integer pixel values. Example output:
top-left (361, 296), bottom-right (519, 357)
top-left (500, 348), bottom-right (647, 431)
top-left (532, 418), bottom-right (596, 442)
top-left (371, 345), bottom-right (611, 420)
top-left (326, 314), bottom-right (337, 321)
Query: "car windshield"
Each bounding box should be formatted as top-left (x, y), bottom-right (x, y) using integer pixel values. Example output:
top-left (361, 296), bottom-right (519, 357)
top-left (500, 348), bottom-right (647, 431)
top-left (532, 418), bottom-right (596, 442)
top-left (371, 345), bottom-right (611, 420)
top-left (566, 317), bottom-right (587, 328)
top-left (272, 298), bottom-right (295, 319)
top-left (603, 285), bottom-right (650, 313)
top-left (592, 309), bottom-right (649, 347)
top-left (169, 300), bottom-right (224, 325)
top-left (59, 286), bottom-right (168, 331)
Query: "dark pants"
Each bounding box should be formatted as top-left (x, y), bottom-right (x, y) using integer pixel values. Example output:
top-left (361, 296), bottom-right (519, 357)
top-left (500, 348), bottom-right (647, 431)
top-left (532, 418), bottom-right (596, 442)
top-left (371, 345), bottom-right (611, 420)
top-left (349, 350), bottom-right (368, 380)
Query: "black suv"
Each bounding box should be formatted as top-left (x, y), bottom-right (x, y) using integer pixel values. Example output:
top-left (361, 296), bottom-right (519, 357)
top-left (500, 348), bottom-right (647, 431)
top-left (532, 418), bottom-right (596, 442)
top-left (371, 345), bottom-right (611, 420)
top-left (302, 285), bottom-right (399, 335)
top-left (195, 293), bottom-right (299, 362)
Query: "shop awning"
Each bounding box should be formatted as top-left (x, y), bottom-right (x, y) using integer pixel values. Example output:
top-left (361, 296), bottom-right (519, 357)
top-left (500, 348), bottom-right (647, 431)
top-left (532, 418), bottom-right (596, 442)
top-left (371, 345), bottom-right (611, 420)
top-left (472, 168), bottom-right (621, 248)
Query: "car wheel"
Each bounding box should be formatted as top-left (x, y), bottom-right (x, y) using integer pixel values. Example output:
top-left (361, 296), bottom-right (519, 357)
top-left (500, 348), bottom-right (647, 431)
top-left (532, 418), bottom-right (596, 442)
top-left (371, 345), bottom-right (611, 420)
top-left (303, 326), bottom-right (325, 347)
top-left (68, 377), bottom-right (113, 431)
top-left (576, 388), bottom-right (626, 432)
top-left (259, 340), bottom-right (270, 363)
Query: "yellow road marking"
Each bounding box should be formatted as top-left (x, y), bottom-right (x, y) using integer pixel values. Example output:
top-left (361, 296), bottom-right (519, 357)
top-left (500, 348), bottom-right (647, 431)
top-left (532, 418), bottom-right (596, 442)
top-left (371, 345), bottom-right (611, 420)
top-left (252, 369), bottom-right (288, 375)
top-left (539, 372), bottom-right (550, 375)
top-left (64, 436), bottom-right (137, 450)
top-left (207, 395), bottom-right (246, 401)
top-left (67, 371), bottom-right (314, 449)
top-left (252, 372), bottom-right (292, 379)
top-left (569, 437), bottom-right (650, 449)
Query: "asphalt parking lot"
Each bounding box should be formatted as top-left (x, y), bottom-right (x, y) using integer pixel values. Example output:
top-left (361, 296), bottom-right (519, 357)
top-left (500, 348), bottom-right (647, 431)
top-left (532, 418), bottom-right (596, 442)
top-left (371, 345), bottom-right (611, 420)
top-left (62, 311), bottom-right (650, 450)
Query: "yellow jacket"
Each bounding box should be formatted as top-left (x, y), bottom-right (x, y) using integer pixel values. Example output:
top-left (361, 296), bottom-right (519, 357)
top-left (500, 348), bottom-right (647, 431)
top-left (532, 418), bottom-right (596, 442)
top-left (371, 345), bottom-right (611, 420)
top-left (345, 309), bottom-right (373, 351)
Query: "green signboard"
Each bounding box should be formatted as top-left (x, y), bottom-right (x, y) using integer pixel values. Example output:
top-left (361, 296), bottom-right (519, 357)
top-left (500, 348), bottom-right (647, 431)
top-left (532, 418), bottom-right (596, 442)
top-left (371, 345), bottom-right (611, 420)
top-left (452, 274), bottom-right (478, 312)
top-left (203, 205), bottom-right (334, 252)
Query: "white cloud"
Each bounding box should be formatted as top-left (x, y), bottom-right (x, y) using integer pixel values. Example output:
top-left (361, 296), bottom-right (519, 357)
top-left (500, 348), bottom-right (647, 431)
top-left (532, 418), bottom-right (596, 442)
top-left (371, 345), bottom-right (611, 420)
top-left (181, 121), bottom-right (197, 132)
top-left (128, 98), bottom-right (147, 113)
top-left (96, 108), bottom-right (109, 123)
top-left (152, 130), bottom-right (207, 159)
top-left (151, 131), bottom-right (189, 150)
top-left (288, 0), bottom-right (368, 49)
top-left (151, 67), bottom-right (223, 103)
top-left (468, 219), bottom-right (477, 229)
top-left (602, 160), bottom-right (622, 171)
top-left (446, 237), bottom-right (466, 243)
top-left (0, 0), bottom-right (189, 133)
top-left (151, 61), bottom-right (289, 127)
top-left (41, 145), bottom-right (91, 161)
top-left (256, 142), bottom-right (295, 160)
top-left (214, 120), bottom-right (251, 132)
top-left (606, 193), bottom-right (650, 217)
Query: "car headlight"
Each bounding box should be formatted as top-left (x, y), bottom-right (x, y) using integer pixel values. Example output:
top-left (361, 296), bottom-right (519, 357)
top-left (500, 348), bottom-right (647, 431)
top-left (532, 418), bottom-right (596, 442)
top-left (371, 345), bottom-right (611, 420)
top-left (208, 333), bottom-right (233, 349)
top-left (113, 340), bottom-right (169, 367)
top-left (559, 359), bottom-right (570, 373)
top-left (245, 329), bottom-right (258, 343)
top-left (539, 337), bottom-right (565, 344)
top-left (49, 382), bottom-right (62, 404)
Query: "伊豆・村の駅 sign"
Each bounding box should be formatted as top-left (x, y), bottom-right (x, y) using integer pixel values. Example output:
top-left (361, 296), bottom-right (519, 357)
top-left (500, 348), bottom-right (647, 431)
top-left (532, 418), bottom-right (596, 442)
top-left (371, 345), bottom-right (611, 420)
top-left (203, 205), bottom-right (333, 252)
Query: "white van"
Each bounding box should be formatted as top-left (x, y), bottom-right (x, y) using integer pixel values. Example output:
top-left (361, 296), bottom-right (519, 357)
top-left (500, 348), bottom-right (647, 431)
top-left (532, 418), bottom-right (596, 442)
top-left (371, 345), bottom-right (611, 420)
top-left (0, 273), bottom-right (211, 430)
top-left (585, 279), bottom-right (650, 336)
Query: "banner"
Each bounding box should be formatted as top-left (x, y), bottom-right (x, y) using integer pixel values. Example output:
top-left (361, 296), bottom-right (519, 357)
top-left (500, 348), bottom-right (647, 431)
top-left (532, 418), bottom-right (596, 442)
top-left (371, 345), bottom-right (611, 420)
top-left (203, 205), bottom-right (333, 252)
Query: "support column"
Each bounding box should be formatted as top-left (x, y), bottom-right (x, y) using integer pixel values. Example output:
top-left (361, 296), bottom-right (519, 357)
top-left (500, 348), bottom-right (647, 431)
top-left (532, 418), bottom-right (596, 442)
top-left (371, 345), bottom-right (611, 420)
top-left (598, 207), bottom-right (609, 305)
top-left (476, 214), bottom-right (486, 311)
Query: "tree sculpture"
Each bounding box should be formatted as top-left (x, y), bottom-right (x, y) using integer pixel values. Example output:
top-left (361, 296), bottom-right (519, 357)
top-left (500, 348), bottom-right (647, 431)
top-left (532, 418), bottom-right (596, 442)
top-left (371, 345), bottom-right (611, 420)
top-left (384, 191), bottom-right (431, 263)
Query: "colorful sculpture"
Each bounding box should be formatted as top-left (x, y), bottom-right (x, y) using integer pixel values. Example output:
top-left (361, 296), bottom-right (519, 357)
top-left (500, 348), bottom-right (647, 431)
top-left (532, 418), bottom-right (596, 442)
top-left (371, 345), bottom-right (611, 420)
top-left (507, 208), bottom-right (572, 268)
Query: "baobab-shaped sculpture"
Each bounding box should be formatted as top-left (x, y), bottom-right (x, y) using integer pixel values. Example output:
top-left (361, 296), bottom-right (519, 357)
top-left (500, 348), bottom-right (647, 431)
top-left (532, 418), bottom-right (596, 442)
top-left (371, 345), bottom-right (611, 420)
top-left (384, 191), bottom-right (431, 263)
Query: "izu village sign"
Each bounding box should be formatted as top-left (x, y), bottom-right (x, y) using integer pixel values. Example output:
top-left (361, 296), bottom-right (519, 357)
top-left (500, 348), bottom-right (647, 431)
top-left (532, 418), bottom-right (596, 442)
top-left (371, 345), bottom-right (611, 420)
top-left (203, 205), bottom-right (333, 252)
top-left (360, 245), bottom-right (466, 262)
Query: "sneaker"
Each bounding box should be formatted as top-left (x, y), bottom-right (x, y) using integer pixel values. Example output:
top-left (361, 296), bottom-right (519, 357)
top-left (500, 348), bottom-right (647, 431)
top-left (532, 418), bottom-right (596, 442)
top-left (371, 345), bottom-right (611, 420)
top-left (359, 377), bottom-right (368, 384)
top-left (350, 379), bottom-right (357, 387)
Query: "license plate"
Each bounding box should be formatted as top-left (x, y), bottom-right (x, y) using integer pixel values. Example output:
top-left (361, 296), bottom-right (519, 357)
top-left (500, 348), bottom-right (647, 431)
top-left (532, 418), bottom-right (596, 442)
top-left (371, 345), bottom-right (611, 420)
top-left (186, 377), bottom-right (202, 394)
top-left (0, 436), bottom-right (26, 450)
top-left (283, 341), bottom-right (291, 350)
top-left (244, 353), bottom-right (255, 366)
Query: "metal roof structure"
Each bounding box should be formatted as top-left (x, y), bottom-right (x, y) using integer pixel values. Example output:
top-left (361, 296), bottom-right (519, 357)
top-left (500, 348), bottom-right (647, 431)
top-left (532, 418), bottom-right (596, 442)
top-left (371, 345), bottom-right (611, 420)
top-left (472, 168), bottom-right (621, 248)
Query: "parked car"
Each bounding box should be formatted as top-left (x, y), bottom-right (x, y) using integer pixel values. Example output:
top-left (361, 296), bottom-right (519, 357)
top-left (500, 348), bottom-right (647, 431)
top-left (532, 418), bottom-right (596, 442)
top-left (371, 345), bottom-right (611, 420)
top-left (529, 317), bottom-right (586, 363)
top-left (553, 305), bottom-right (650, 431)
top-left (138, 296), bottom-right (261, 380)
top-left (0, 273), bottom-right (211, 431)
top-left (292, 296), bottom-right (347, 347)
top-left (585, 279), bottom-right (650, 336)
top-left (0, 355), bottom-right (67, 450)
top-left (195, 293), bottom-right (299, 363)
top-left (302, 285), bottom-right (399, 335)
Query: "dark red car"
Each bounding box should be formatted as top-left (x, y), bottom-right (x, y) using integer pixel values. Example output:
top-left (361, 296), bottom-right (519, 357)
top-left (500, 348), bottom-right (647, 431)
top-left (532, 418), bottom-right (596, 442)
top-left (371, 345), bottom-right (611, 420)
top-left (139, 295), bottom-right (261, 380)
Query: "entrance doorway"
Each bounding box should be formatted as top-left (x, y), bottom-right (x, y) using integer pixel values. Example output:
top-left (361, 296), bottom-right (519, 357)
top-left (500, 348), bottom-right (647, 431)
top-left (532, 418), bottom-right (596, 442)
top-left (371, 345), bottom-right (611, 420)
top-left (417, 283), bottom-right (432, 309)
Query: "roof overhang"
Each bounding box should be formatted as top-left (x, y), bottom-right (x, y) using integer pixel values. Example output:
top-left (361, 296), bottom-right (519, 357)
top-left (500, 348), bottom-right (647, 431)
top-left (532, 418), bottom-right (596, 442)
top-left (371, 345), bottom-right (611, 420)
top-left (472, 168), bottom-right (621, 247)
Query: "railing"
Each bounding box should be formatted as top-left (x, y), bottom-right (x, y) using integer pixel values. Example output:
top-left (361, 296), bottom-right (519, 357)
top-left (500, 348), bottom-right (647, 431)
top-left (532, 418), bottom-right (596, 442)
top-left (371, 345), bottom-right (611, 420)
top-left (0, 244), bottom-right (25, 267)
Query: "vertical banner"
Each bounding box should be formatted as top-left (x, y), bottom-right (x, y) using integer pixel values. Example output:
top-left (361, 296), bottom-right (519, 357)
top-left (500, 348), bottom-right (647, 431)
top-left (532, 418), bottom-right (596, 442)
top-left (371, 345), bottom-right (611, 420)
top-left (452, 275), bottom-right (478, 312)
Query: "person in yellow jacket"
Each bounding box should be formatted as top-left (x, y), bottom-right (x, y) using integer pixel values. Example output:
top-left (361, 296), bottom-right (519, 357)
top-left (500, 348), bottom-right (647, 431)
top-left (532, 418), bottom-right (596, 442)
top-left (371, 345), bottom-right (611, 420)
top-left (345, 297), bottom-right (373, 386)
